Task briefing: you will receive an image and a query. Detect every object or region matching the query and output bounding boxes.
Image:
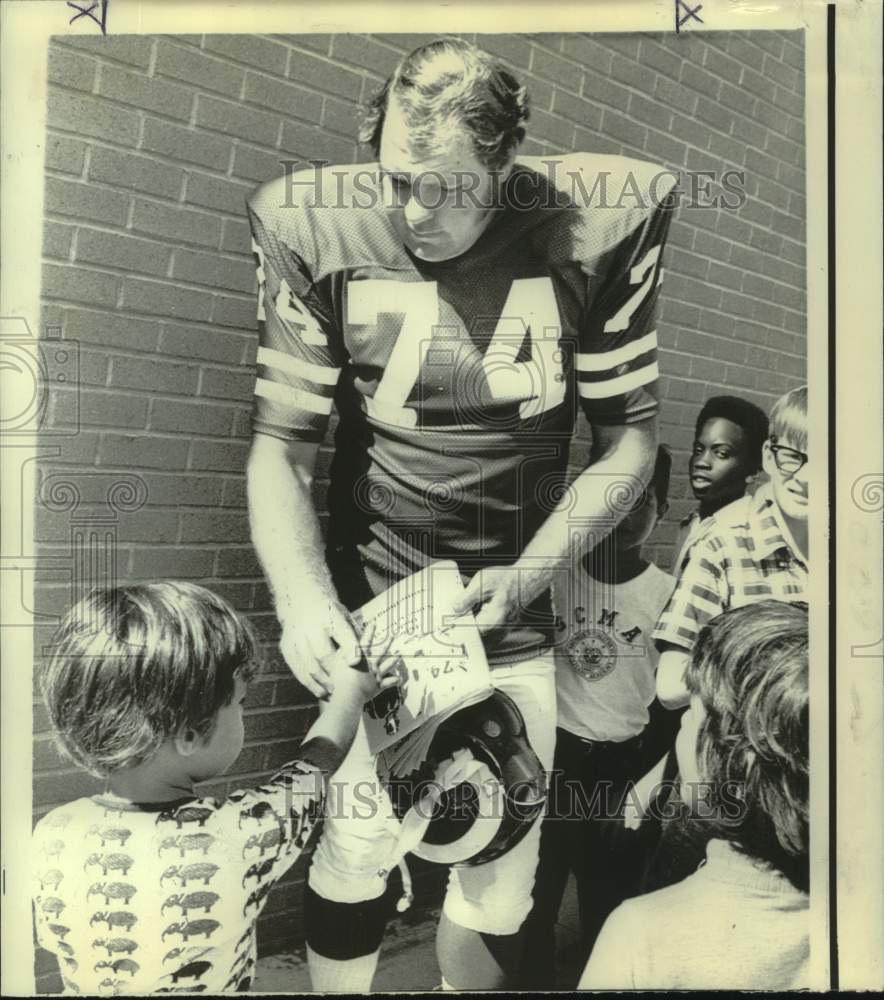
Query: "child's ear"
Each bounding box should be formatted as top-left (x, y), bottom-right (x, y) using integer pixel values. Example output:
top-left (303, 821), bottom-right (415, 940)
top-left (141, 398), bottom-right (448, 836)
top-left (174, 729), bottom-right (201, 758)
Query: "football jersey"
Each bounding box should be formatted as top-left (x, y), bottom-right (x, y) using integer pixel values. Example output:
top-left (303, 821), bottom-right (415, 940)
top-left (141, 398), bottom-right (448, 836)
top-left (247, 154), bottom-right (674, 663)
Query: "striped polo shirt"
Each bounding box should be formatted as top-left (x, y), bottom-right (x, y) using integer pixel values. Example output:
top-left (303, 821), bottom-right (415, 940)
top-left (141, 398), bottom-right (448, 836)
top-left (653, 484), bottom-right (808, 651)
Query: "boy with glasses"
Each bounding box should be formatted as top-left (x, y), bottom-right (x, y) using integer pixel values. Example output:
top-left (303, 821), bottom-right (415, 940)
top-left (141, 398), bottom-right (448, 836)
top-left (653, 385), bottom-right (808, 710)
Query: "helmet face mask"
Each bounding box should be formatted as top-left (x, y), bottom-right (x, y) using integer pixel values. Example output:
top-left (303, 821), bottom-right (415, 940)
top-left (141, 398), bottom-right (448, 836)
top-left (389, 690), bottom-right (547, 867)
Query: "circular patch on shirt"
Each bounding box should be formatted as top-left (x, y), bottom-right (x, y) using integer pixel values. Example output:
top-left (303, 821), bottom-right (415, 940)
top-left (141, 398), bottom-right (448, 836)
top-left (566, 627), bottom-right (618, 681)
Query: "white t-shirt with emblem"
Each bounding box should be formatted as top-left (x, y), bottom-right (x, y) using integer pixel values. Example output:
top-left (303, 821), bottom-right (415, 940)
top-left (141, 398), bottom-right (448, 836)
top-left (552, 562), bottom-right (676, 742)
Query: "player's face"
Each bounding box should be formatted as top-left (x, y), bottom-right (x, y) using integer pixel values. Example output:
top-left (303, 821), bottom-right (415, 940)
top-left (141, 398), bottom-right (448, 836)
top-left (689, 417), bottom-right (752, 506)
top-left (762, 434), bottom-right (809, 523)
top-left (188, 676), bottom-right (247, 781)
top-left (378, 98), bottom-right (508, 262)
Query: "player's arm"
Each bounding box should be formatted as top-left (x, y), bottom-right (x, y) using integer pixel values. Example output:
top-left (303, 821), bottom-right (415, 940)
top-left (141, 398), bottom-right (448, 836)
top-left (459, 193), bottom-right (669, 631)
top-left (245, 194), bottom-right (359, 698)
top-left (247, 437), bottom-right (360, 698)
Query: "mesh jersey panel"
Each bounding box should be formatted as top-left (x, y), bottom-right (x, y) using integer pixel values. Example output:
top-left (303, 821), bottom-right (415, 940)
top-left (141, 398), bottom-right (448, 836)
top-left (247, 154), bottom-right (673, 662)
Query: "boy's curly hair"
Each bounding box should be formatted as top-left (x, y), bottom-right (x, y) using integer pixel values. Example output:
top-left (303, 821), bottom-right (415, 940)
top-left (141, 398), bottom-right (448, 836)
top-left (40, 582), bottom-right (260, 778)
top-left (686, 599), bottom-right (809, 890)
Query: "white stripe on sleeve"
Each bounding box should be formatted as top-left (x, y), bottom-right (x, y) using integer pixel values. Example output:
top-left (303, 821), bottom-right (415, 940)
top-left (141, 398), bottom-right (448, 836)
top-left (576, 331), bottom-right (658, 373)
top-left (255, 378), bottom-right (334, 415)
top-left (577, 361), bottom-right (659, 400)
top-left (257, 347), bottom-right (341, 386)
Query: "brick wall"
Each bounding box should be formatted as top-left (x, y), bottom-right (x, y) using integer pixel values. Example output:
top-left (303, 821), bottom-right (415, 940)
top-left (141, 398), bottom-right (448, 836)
top-left (34, 30), bottom-right (805, 990)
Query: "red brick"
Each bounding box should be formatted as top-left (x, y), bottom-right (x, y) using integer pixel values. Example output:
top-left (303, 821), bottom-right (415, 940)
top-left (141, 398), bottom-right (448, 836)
top-left (639, 38), bottom-right (682, 81)
top-left (172, 249), bottom-right (256, 294)
top-left (581, 69), bottom-right (630, 114)
top-left (54, 387), bottom-right (150, 430)
top-left (150, 398), bottom-right (237, 436)
top-left (98, 65), bottom-right (194, 121)
top-left (185, 172), bottom-right (253, 216)
top-left (680, 63), bottom-right (721, 101)
top-left (283, 34), bottom-right (333, 56)
top-left (99, 432), bottom-right (190, 470)
top-left (122, 276), bottom-right (214, 323)
top-left (129, 546), bottom-right (215, 579)
top-left (287, 50), bottom-right (362, 101)
top-left (769, 208), bottom-right (804, 242)
top-left (46, 133), bottom-right (87, 176)
top-left (76, 229), bottom-right (172, 277)
top-left (531, 46), bottom-right (583, 92)
top-left (46, 86), bottom-right (138, 146)
top-left (43, 222), bottom-right (74, 260)
top-left (155, 39), bottom-right (246, 98)
top-left (209, 580), bottom-right (255, 610)
top-left (279, 121), bottom-right (356, 166)
top-left (727, 35), bottom-right (765, 72)
top-left (203, 35), bottom-right (289, 76)
top-left (65, 308), bottom-right (160, 353)
top-left (141, 118), bottom-right (233, 170)
top-left (138, 473), bottom-right (225, 508)
top-left (212, 294), bottom-right (258, 330)
top-left (561, 35), bottom-right (613, 76)
top-left (158, 322), bottom-right (249, 365)
top-left (109, 355), bottom-right (200, 394)
top-left (331, 34), bottom-right (399, 77)
top-left (88, 146), bottom-right (185, 199)
top-left (322, 97), bottom-right (361, 138)
top-left (199, 367), bottom-right (254, 401)
top-left (731, 114), bottom-right (767, 151)
top-left (780, 36), bottom-right (805, 72)
top-left (189, 439), bottom-right (251, 472)
top-left (232, 144), bottom-right (284, 184)
top-left (222, 219), bottom-right (253, 256)
top-left (131, 199), bottom-right (222, 250)
top-left (180, 511), bottom-right (250, 543)
top-left (55, 35), bottom-right (154, 70)
top-left (48, 46), bottom-right (97, 92)
top-left (216, 546), bottom-right (262, 577)
top-left (642, 130), bottom-right (688, 169)
top-left (35, 769), bottom-right (102, 806)
top-left (474, 34), bottom-right (532, 68)
top-left (45, 176), bottom-right (130, 227)
top-left (222, 476), bottom-right (248, 509)
top-left (42, 263), bottom-right (119, 309)
top-left (196, 94), bottom-right (281, 147)
top-left (777, 160), bottom-right (805, 194)
top-left (244, 708), bottom-right (307, 742)
top-left (628, 93), bottom-right (673, 132)
top-left (243, 73), bottom-right (323, 125)
top-left (702, 47), bottom-right (743, 86)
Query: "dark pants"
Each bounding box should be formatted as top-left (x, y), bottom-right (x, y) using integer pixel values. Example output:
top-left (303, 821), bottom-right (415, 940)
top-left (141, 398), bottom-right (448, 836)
top-left (517, 727), bottom-right (655, 989)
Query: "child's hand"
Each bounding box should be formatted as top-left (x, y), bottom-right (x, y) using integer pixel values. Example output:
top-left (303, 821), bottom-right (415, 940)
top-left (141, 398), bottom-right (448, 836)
top-left (363, 620), bottom-right (405, 692)
top-left (326, 620), bottom-right (402, 704)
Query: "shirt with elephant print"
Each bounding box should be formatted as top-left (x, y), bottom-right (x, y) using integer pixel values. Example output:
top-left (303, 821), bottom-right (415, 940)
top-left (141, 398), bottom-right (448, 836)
top-left (32, 758), bottom-right (324, 995)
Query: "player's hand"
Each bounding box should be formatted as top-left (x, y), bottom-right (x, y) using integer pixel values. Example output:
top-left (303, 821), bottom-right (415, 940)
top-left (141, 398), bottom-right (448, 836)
top-left (326, 619), bottom-right (404, 704)
top-left (451, 565), bottom-right (526, 635)
top-left (279, 594), bottom-right (361, 700)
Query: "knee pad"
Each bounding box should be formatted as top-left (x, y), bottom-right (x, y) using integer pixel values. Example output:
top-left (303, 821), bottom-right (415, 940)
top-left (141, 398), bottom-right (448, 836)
top-left (305, 886), bottom-right (391, 959)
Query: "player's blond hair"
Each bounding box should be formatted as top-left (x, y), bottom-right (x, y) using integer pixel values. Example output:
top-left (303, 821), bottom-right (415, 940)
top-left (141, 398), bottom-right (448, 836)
top-left (360, 37), bottom-right (529, 171)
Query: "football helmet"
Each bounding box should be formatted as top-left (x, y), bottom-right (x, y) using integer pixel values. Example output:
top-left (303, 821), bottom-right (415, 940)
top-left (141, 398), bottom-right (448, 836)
top-left (387, 689), bottom-right (548, 868)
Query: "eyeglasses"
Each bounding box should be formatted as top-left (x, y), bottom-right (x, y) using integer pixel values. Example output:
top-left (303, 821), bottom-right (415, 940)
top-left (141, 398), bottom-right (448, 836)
top-left (770, 444), bottom-right (808, 475)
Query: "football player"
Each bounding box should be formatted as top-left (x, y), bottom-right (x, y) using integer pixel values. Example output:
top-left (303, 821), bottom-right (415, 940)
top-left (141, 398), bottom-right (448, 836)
top-left (245, 37), bottom-right (674, 991)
